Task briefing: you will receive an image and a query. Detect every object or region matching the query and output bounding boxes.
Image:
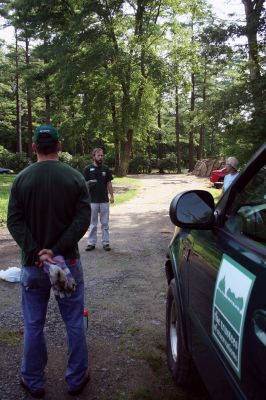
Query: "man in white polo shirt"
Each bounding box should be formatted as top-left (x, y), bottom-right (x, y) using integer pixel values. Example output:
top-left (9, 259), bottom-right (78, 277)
top-left (222, 156), bottom-right (239, 194)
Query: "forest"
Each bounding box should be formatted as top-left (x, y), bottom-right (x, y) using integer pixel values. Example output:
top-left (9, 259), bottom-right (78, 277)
top-left (0, 0), bottom-right (265, 176)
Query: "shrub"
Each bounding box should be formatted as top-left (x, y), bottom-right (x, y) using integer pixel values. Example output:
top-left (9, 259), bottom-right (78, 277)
top-left (103, 153), bottom-right (115, 169)
top-left (59, 151), bottom-right (73, 164)
top-left (158, 154), bottom-right (177, 173)
top-left (128, 155), bottom-right (149, 174)
top-left (68, 155), bottom-right (91, 173)
top-left (0, 145), bottom-right (10, 155)
top-left (0, 152), bottom-right (30, 173)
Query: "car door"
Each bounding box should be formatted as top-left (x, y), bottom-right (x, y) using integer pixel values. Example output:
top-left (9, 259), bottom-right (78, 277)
top-left (184, 147), bottom-right (266, 399)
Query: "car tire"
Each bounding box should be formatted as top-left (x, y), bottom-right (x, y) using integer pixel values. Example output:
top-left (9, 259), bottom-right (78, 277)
top-left (166, 279), bottom-right (191, 385)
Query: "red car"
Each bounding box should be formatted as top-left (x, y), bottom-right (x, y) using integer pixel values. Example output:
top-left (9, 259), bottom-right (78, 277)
top-left (209, 167), bottom-right (227, 188)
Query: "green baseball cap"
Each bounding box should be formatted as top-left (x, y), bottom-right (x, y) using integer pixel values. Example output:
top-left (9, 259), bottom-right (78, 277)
top-left (33, 124), bottom-right (59, 143)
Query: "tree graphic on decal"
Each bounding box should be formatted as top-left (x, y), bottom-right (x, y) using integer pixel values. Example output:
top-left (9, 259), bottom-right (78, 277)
top-left (216, 274), bottom-right (244, 331)
top-left (218, 276), bottom-right (226, 293)
top-left (227, 288), bottom-right (244, 312)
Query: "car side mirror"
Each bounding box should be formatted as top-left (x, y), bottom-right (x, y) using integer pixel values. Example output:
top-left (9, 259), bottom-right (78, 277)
top-left (169, 190), bottom-right (215, 229)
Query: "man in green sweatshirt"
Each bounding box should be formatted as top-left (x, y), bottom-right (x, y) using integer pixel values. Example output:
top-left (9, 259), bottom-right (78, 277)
top-left (7, 124), bottom-right (91, 398)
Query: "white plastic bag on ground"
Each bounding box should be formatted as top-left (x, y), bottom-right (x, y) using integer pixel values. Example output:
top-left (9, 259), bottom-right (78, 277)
top-left (0, 267), bottom-right (21, 283)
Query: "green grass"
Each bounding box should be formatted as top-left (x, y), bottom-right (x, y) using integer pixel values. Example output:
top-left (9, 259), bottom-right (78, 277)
top-left (0, 175), bottom-right (15, 226)
top-left (112, 177), bottom-right (141, 205)
top-left (205, 186), bottom-right (222, 204)
top-left (113, 177), bottom-right (140, 184)
top-left (113, 188), bottom-right (139, 205)
top-left (0, 328), bottom-right (23, 345)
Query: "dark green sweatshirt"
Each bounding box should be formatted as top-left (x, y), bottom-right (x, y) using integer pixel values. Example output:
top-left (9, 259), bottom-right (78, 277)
top-left (7, 160), bottom-right (91, 265)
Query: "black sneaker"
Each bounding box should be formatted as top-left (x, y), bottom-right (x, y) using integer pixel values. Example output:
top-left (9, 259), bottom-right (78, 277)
top-left (103, 244), bottom-right (111, 251)
top-left (85, 245), bottom-right (95, 251)
top-left (20, 377), bottom-right (45, 398)
top-left (68, 371), bottom-right (91, 396)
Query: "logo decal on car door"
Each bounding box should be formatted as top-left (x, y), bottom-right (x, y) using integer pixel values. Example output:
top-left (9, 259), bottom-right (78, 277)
top-left (212, 254), bottom-right (255, 377)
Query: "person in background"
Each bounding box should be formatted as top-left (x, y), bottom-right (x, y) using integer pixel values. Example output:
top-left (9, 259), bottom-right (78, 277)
top-left (7, 124), bottom-right (91, 398)
top-left (222, 156), bottom-right (239, 194)
top-left (84, 148), bottom-right (114, 252)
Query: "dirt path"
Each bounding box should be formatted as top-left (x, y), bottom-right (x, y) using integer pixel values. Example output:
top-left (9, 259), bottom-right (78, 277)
top-left (0, 174), bottom-right (210, 400)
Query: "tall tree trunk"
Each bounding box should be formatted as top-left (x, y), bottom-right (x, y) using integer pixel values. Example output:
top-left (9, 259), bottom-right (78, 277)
top-left (242, 0), bottom-right (265, 117)
top-left (175, 86), bottom-right (181, 173)
top-left (111, 95), bottom-right (120, 175)
top-left (188, 72), bottom-right (195, 171)
top-left (43, 46), bottom-right (51, 123)
top-left (157, 110), bottom-right (163, 159)
top-left (15, 31), bottom-right (22, 153)
top-left (198, 61), bottom-right (207, 160)
top-left (117, 128), bottom-right (133, 176)
top-left (198, 125), bottom-right (205, 160)
top-left (118, 91), bottom-right (132, 176)
top-left (45, 93), bottom-right (51, 124)
top-left (147, 129), bottom-right (151, 161)
top-left (103, 0), bottom-right (160, 176)
top-left (114, 136), bottom-right (120, 175)
top-left (79, 135), bottom-right (85, 155)
top-left (25, 36), bottom-right (33, 157)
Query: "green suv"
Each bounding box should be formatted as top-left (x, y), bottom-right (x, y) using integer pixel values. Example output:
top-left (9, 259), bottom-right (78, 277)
top-left (165, 143), bottom-right (266, 399)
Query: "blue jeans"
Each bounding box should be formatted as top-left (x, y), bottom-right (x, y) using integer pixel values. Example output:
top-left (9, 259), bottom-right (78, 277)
top-left (20, 259), bottom-right (88, 391)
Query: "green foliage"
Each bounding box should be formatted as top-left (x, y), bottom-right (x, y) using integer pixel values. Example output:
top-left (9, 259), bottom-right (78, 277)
top-left (0, 151), bottom-right (30, 173)
top-left (128, 155), bottom-right (149, 174)
top-left (0, 146), bottom-right (10, 155)
top-left (59, 151), bottom-right (72, 163)
top-left (0, 174), bottom-right (15, 226)
top-left (158, 154), bottom-right (177, 173)
top-left (0, 0), bottom-right (265, 171)
top-left (68, 155), bottom-right (91, 174)
top-left (103, 153), bottom-right (115, 169)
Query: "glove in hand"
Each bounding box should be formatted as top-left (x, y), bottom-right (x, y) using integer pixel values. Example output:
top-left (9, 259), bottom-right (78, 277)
top-left (43, 255), bottom-right (76, 298)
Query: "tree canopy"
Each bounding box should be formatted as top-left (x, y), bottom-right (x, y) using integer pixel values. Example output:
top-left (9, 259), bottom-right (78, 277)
top-left (0, 0), bottom-right (265, 174)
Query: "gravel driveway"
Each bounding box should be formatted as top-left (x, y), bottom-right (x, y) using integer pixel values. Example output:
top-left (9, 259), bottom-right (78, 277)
top-left (0, 174), bottom-right (210, 400)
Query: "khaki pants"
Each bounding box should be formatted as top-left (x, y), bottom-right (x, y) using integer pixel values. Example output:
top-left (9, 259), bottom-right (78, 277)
top-left (87, 202), bottom-right (110, 246)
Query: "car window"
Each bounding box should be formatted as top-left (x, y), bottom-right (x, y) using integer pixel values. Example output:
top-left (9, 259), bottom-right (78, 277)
top-left (224, 165), bottom-right (266, 246)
